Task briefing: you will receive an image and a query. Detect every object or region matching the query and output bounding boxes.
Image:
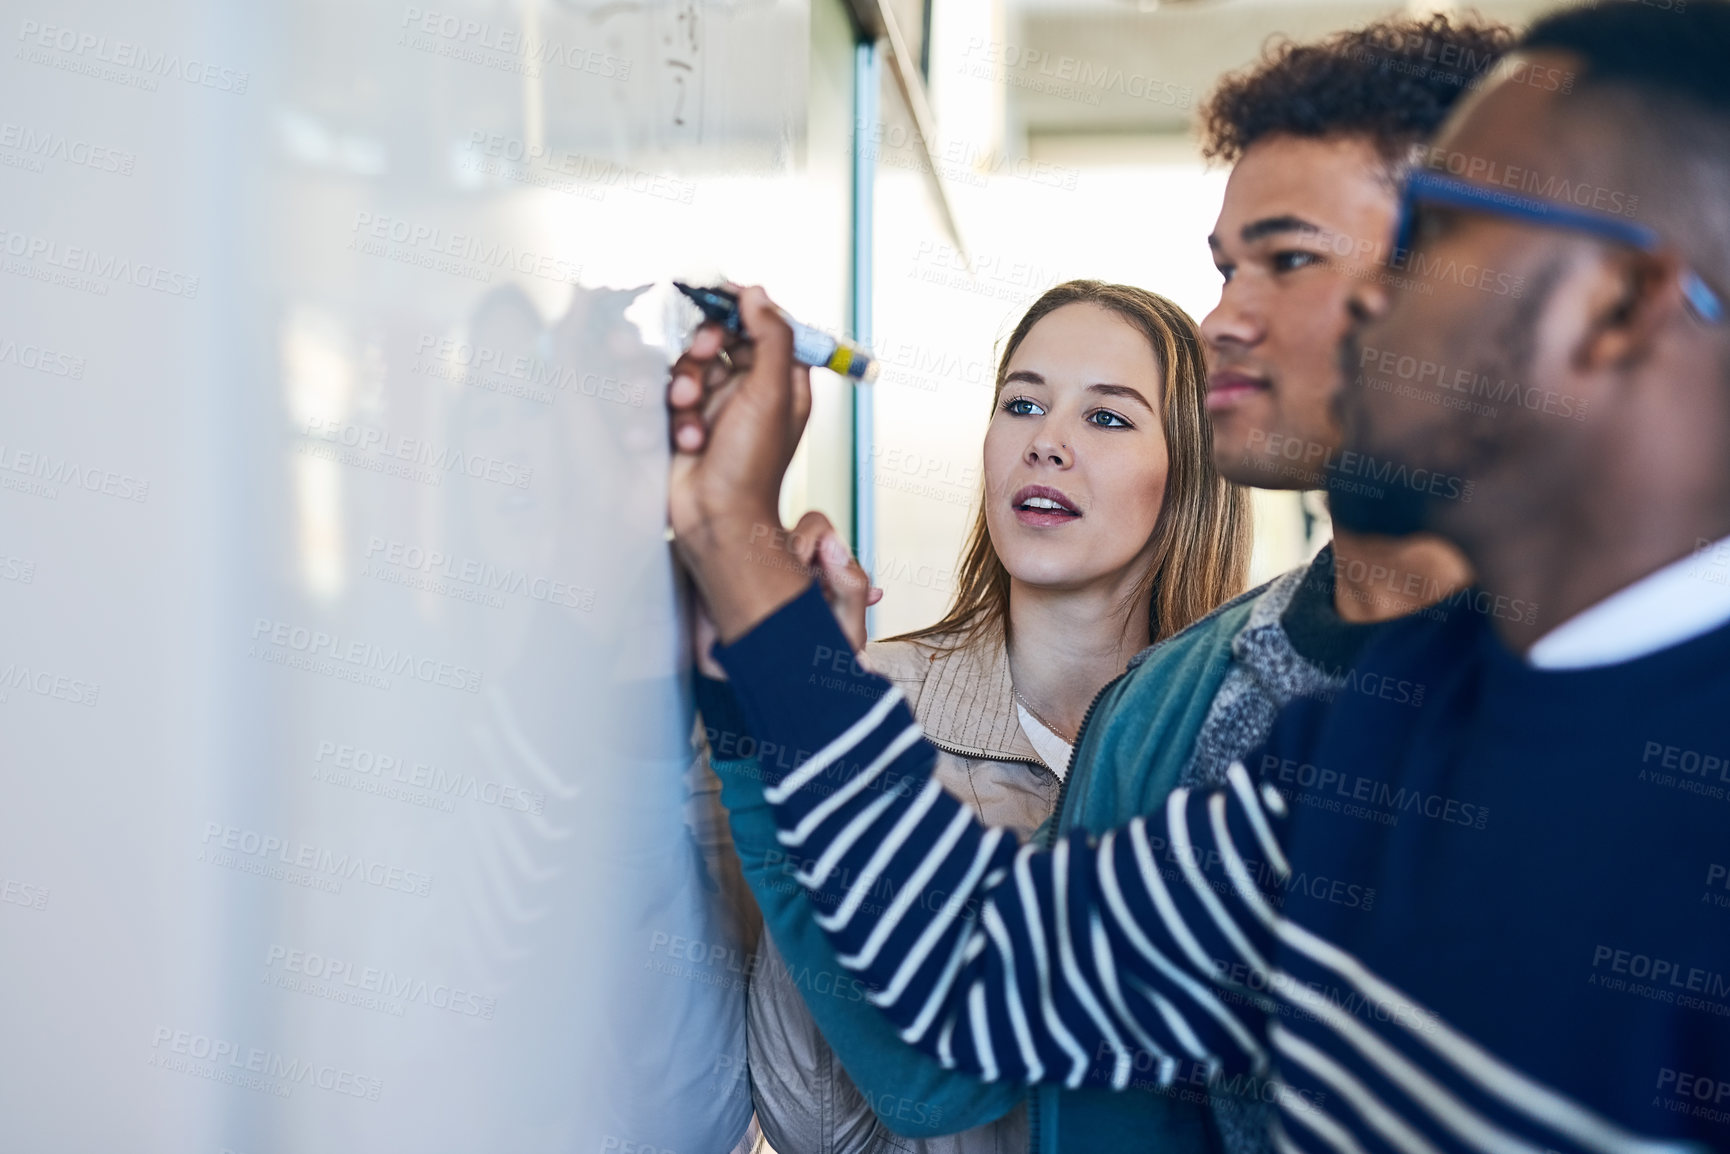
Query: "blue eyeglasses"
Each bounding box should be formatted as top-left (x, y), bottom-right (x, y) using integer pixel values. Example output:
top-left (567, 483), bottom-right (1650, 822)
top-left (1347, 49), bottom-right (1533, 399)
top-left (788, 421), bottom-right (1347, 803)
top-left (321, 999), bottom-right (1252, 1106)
top-left (1394, 171), bottom-right (1725, 325)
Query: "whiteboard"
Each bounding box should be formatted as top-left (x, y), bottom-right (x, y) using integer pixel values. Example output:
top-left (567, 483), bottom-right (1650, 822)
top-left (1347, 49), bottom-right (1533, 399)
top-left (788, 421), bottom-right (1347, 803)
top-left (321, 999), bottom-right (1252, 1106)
top-left (0, 0), bottom-right (850, 1150)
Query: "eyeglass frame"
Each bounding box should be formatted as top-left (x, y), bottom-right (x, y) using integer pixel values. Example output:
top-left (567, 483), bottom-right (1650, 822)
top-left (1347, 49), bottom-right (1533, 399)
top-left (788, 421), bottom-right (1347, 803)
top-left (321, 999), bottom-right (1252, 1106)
top-left (1392, 170), bottom-right (1725, 325)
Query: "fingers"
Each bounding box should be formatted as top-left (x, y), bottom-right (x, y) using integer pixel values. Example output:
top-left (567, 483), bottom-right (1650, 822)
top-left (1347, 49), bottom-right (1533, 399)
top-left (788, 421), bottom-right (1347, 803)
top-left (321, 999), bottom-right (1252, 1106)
top-left (786, 510), bottom-right (879, 653)
top-left (670, 324), bottom-right (726, 407)
top-left (669, 322), bottom-right (728, 453)
top-left (791, 364), bottom-right (812, 438)
top-left (735, 287), bottom-right (795, 418)
top-left (789, 510), bottom-right (838, 566)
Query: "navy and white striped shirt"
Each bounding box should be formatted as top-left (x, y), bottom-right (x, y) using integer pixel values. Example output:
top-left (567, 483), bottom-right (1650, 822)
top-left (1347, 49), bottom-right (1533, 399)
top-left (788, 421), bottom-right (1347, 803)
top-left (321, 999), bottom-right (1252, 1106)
top-left (713, 583), bottom-right (1730, 1153)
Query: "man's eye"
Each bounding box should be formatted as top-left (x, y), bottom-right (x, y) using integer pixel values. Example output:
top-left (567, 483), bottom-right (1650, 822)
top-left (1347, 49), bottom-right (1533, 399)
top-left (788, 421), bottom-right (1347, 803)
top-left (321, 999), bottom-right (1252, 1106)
top-left (1413, 206), bottom-right (1455, 245)
top-left (1003, 396), bottom-right (1043, 416)
top-left (1273, 250), bottom-right (1322, 273)
top-left (1088, 409), bottom-right (1131, 429)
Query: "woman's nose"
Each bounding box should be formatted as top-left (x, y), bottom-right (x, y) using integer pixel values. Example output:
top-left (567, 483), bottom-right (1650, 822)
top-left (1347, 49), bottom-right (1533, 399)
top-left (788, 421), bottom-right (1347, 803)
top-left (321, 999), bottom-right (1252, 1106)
top-left (1025, 433), bottom-right (1070, 468)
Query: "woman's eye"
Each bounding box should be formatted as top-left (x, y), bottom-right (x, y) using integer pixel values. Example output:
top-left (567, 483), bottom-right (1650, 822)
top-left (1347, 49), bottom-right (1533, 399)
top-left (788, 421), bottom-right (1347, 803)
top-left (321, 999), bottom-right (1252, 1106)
top-left (1215, 263), bottom-right (1235, 285)
top-left (1003, 396), bottom-right (1043, 416)
top-left (1088, 409), bottom-right (1131, 429)
top-left (1272, 250), bottom-right (1322, 273)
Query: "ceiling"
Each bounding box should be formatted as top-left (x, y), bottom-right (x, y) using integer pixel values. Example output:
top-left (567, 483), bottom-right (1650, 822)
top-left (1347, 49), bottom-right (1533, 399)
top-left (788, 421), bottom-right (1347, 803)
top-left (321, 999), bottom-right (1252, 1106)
top-left (998, 0), bottom-right (1560, 140)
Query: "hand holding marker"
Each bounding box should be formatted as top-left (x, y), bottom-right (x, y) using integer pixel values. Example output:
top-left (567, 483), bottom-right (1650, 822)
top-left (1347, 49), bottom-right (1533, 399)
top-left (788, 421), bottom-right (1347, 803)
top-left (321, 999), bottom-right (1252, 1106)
top-left (675, 282), bottom-right (880, 383)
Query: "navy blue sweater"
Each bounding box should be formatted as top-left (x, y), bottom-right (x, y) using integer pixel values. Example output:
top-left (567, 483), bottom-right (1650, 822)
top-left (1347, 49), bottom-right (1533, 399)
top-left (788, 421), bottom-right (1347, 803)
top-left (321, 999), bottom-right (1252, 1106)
top-left (714, 582), bottom-right (1730, 1152)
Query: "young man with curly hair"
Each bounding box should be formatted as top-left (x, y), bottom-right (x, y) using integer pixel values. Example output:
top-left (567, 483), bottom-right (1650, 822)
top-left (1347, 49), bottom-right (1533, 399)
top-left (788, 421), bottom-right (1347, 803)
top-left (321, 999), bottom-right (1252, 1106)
top-left (691, 13), bottom-right (1513, 1154)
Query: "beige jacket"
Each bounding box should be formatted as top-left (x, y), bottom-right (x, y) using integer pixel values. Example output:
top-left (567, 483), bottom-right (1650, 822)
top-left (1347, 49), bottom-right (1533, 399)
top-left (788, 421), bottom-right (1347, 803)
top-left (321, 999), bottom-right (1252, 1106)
top-left (747, 627), bottom-right (1062, 1154)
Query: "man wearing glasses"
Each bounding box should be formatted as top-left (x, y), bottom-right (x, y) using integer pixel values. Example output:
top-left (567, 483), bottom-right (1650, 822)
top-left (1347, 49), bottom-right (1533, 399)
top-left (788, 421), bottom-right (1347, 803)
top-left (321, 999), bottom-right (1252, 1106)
top-left (669, 0), bottom-right (1730, 1149)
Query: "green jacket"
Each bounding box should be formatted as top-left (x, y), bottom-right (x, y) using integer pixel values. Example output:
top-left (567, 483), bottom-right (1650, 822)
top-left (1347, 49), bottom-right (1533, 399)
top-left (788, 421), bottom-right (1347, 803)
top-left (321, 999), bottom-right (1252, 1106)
top-left (705, 585), bottom-right (1264, 1153)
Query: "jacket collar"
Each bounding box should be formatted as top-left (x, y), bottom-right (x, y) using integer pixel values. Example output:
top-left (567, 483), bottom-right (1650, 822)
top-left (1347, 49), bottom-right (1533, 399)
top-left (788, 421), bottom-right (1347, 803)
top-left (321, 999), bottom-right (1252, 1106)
top-left (870, 627), bottom-right (1042, 763)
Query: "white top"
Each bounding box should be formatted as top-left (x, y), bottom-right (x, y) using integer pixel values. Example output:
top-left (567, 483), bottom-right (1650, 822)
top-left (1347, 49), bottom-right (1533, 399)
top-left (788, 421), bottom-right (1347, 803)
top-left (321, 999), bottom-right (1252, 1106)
top-left (1527, 536), bottom-right (1730, 669)
top-left (1016, 702), bottom-right (1075, 781)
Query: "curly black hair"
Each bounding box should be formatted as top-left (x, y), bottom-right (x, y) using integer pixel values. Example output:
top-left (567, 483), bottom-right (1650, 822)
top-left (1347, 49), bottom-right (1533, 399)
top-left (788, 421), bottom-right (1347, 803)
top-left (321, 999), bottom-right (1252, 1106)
top-left (1524, 0), bottom-right (1730, 115)
top-left (1200, 13), bottom-right (1516, 166)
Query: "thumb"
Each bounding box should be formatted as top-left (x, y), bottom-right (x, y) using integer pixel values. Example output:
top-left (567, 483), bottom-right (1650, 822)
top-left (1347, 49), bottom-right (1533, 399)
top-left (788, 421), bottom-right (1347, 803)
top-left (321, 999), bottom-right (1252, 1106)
top-left (734, 286), bottom-right (795, 417)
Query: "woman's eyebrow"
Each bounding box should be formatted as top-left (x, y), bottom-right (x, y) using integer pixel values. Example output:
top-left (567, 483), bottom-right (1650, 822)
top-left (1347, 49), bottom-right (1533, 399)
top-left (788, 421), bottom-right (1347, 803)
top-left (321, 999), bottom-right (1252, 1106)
top-left (1002, 370), bottom-right (1045, 387)
top-left (1088, 382), bottom-right (1154, 412)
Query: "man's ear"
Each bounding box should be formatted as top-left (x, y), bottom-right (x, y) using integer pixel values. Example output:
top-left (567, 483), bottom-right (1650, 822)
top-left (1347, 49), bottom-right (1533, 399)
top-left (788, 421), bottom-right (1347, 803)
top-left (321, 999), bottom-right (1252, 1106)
top-left (1578, 247), bottom-right (1690, 372)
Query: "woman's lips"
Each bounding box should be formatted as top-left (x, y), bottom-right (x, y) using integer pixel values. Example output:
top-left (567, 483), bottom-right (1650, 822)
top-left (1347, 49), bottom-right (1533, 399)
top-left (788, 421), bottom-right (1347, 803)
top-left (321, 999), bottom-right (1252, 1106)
top-left (1206, 371), bottom-right (1270, 413)
top-left (1011, 484), bottom-right (1081, 528)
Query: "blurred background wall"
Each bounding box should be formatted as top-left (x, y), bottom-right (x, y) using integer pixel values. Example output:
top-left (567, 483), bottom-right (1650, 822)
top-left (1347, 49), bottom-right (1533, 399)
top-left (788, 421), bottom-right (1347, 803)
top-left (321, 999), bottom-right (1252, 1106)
top-left (0, 0), bottom-right (1557, 1151)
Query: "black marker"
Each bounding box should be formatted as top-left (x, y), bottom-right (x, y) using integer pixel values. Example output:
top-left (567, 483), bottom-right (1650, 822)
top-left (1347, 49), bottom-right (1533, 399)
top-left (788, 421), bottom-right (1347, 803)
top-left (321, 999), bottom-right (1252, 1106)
top-left (675, 282), bottom-right (879, 383)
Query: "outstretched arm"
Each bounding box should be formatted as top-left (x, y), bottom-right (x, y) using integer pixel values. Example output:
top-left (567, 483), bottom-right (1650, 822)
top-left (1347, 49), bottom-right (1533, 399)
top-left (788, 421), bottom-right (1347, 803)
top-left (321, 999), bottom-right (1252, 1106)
top-left (666, 288), bottom-right (1278, 1090)
top-left (702, 722), bottom-right (1024, 1137)
top-left (712, 583), bottom-right (1287, 1089)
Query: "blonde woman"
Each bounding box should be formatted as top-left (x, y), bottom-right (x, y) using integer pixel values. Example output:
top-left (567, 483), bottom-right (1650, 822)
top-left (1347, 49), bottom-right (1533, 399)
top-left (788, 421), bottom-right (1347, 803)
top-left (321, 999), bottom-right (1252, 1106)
top-left (697, 280), bottom-right (1250, 1153)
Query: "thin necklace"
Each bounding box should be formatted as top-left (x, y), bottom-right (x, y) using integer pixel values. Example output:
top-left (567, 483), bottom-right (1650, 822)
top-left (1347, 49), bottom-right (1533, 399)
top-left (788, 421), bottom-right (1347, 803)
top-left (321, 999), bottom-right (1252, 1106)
top-left (1013, 688), bottom-right (1074, 745)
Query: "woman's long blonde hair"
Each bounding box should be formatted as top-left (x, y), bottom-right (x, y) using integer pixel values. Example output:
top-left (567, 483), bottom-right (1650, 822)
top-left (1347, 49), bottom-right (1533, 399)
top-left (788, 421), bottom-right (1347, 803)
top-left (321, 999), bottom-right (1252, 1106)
top-left (892, 280), bottom-right (1251, 650)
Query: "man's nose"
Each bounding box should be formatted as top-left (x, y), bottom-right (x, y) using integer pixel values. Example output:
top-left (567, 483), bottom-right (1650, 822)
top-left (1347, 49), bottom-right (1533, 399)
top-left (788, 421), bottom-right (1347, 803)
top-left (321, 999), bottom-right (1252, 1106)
top-left (1200, 280), bottom-right (1266, 355)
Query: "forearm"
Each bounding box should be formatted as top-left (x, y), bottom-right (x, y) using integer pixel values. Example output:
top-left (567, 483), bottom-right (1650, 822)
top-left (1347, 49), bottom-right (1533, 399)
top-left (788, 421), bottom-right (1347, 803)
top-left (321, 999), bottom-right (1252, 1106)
top-left (697, 676), bottom-right (1021, 1136)
top-left (712, 586), bottom-right (1281, 1086)
top-left (677, 509), bottom-right (812, 644)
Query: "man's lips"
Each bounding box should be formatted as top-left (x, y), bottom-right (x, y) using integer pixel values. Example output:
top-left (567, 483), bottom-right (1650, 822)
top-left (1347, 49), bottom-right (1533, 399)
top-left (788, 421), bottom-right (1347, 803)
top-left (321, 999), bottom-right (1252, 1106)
top-left (1206, 370), bottom-right (1270, 413)
top-left (1011, 484), bottom-right (1081, 527)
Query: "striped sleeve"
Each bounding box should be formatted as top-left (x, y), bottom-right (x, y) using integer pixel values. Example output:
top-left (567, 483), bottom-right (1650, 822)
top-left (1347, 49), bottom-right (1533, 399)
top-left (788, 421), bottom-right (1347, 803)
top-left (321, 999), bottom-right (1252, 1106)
top-left (714, 583), bottom-right (1289, 1088)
